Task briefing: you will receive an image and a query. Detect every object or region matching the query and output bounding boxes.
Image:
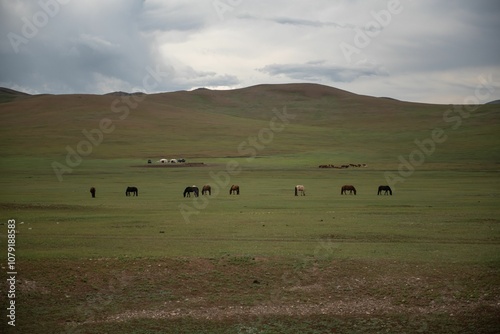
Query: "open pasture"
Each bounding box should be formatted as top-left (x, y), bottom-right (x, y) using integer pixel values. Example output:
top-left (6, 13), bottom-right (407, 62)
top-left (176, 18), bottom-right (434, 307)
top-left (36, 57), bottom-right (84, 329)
top-left (4, 158), bottom-right (499, 263)
top-left (1, 158), bottom-right (499, 333)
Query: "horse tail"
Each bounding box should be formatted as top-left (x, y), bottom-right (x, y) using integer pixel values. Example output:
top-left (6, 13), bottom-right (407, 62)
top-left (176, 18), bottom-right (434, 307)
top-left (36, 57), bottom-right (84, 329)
top-left (295, 186), bottom-right (298, 196)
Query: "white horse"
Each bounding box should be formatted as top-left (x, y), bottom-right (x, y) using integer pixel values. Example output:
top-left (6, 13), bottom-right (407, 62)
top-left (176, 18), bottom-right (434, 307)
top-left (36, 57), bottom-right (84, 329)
top-left (295, 185), bottom-right (305, 196)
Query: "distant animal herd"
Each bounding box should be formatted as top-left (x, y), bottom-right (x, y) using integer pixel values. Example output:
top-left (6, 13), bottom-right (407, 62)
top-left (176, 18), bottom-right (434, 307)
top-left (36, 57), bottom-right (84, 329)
top-left (149, 158), bottom-right (186, 164)
top-left (318, 163), bottom-right (367, 169)
top-left (89, 184), bottom-right (393, 198)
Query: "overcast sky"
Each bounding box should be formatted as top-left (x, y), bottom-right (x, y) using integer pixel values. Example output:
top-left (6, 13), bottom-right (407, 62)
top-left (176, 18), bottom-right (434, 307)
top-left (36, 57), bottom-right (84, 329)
top-left (1, 0), bottom-right (499, 103)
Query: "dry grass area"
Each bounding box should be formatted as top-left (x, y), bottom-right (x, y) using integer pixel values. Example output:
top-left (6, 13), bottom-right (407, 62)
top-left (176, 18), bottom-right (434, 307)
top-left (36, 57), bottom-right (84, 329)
top-left (5, 257), bottom-right (499, 333)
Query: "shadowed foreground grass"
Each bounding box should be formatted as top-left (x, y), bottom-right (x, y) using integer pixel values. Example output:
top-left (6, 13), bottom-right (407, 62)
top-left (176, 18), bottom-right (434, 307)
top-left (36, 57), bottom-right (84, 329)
top-left (4, 258), bottom-right (499, 333)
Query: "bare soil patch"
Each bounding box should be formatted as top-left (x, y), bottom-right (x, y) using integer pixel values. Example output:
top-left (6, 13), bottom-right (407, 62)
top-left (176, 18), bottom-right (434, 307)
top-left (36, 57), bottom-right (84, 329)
top-left (3, 257), bottom-right (499, 333)
top-left (133, 162), bottom-right (208, 168)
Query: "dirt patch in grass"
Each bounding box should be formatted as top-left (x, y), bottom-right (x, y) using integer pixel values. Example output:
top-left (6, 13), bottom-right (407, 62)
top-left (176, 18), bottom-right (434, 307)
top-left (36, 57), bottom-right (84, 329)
top-left (132, 162), bottom-right (208, 168)
top-left (3, 257), bottom-right (499, 333)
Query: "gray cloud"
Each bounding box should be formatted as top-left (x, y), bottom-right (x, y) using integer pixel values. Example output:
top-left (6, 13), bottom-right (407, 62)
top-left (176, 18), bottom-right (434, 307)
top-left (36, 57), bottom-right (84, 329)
top-left (258, 61), bottom-right (387, 83)
top-left (0, 0), bottom-right (499, 103)
top-left (236, 13), bottom-right (357, 30)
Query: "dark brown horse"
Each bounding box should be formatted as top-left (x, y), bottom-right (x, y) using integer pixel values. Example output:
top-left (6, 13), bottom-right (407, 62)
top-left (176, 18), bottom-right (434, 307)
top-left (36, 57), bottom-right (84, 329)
top-left (202, 185), bottom-right (211, 195)
top-left (90, 187), bottom-right (96, 198)
top-left (377, 185), bottom-right (392, 195)
top-left (229, 185), bottom-right (240, 195)
top-left (126, 186), bottom-right (138, 196)
top-left (183, 186), bottom-right (199, 197)
top-left (295, 185), bottom-right (305, 196)
top-left (341, 185), bottom-right (356, 195)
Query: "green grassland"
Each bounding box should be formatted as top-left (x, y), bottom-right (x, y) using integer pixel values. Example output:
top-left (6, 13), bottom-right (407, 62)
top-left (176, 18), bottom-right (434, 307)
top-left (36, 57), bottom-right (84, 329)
top-left (0, 84), bottom-right (499, 333)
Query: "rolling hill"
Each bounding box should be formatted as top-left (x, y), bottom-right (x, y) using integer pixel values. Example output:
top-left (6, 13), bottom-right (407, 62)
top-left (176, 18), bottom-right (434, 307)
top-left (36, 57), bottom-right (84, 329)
top-left (0, 83), bottom-right (499, 168)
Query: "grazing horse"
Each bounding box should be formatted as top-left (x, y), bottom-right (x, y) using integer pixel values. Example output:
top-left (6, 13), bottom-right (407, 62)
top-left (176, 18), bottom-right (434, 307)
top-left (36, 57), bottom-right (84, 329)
top-left (202, 185), bottom-right (211, 195)
top-left (341, 185), bottom-right (356, 195)
top-left (295, 185), bottom-right (306, 196)
top-left (229, 185), bottom-right (240, 195)
top-left (90, 187), bottom-right (96, 198)
top-left (377, 185), bottom-right (392, 195)
top-left (183, 185), bottom-right (199, 197)
top-left (126, 186), bottom-right (138, 196)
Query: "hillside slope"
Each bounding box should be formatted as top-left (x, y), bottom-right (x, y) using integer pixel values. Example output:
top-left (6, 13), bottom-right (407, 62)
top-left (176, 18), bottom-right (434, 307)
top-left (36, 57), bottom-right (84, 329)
top-left (0, 83), bottom-right (499, 167)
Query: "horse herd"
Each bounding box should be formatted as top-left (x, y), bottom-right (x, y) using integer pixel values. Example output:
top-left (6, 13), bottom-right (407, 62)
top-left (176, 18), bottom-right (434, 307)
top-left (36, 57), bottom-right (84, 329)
top-left (89, 185), bottom-right (392, 198)
top-left (183, 185), bottom-right (239, 197)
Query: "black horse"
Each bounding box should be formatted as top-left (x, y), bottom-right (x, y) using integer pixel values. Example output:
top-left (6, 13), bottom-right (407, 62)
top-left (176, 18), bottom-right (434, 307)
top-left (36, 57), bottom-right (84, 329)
top-left (90, 187), bottom-right (96, 198)
top-left (126, 186), bottom-right (138, 196)
top-left (377, 185), bottom-right (392, 195)
top-left (183, 186), bottom-right (199, 197)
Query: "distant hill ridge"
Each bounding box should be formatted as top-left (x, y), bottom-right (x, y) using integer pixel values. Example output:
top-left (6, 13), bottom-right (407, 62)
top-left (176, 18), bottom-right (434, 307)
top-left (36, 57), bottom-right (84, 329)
top-left (0, 87), bottom-right (31, 96)
top-left (0, 83), bottom-right (499, 104)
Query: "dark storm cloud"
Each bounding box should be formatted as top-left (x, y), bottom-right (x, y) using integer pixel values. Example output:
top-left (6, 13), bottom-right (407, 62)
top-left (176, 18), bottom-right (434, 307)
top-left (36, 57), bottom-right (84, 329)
top-left (0, 0), bottom-right (235, 94)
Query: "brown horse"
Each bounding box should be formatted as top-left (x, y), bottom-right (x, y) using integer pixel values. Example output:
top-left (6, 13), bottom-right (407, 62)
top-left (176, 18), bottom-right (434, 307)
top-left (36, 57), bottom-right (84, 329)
top-left (202, 185), bottom-right (211, 195)
top-left (90, 187), bottom-right (96, 198)
top-left (295, 185), bottom-right (305, 196)
top-left (341, 185), bottom-right (356, 195)
top-left (229, 185), bottom-right (240, 195)
top-left (377, 185), bottom-right (392, 195)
